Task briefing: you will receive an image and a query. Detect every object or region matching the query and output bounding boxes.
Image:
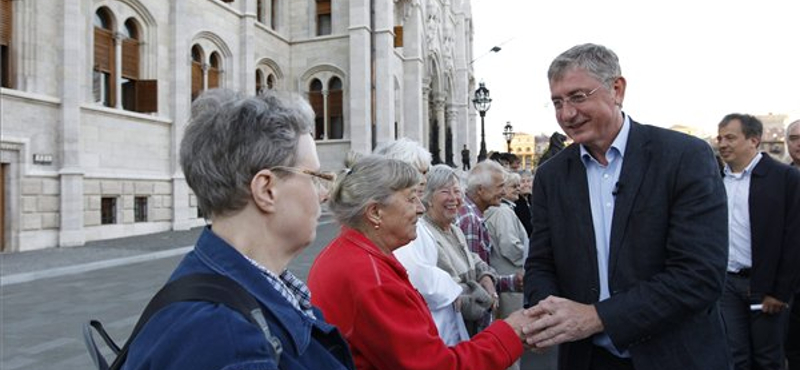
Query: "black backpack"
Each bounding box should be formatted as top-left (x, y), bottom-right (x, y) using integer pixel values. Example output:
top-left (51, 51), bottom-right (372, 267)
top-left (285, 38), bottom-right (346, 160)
top-left (83, 274), bottom-right (283, 370)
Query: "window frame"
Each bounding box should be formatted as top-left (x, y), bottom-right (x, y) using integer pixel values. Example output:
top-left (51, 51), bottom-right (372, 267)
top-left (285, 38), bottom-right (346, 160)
top-left (101, 197), bottom-right (117, 225)
top-left (134, 196), bottom-right (148, 223)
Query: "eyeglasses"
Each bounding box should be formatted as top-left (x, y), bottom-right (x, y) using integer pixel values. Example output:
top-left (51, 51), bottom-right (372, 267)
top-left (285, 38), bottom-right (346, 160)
top-left (551, 85), bottom-right (602, 110)
top-left (269, 166), bottom-right (336, 201)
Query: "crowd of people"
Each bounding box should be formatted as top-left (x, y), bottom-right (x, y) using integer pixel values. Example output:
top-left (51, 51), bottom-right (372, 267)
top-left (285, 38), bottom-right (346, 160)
top-left (118, 43), bottom-right (800, 370)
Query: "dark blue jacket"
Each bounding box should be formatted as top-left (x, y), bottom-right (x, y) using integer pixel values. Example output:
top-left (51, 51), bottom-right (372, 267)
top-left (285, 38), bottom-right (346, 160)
top-left (123, 227), bottom-right (354, 370)
top-left (525, 120), bottom-right (730, 370)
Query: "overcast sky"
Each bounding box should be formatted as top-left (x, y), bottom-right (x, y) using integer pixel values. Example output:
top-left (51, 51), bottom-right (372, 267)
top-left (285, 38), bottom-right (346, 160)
top-left (470, 0), bottom-right (800, 152)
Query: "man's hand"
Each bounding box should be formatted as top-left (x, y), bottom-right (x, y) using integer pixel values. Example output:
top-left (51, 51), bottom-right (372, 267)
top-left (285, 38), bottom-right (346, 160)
top-left (453, 296), bottom-right (462, 312)
top-left (762, 295), bottom-right (788, 315)
top-left (513, 271), bottom-right (524, 292)
top-left (521, 295), bottom-right (604, 349)
top-left (479, 276), bottom-right (499, 309)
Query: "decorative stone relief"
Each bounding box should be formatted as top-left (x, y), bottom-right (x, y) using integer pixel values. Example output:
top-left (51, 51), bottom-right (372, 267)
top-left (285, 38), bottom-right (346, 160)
top-left (425, 1), bottom-right (441, 54)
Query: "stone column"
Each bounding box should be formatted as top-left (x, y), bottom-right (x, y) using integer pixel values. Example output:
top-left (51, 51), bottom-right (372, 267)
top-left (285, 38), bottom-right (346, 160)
top-left (434, 94), bottom-right (446, 164)
top-left (202, 63), bottom-right (209, 91)
top-left (373, 0), bottom-right (394, 145)
top-left (401, 2), bottom-right (424, 142)
top-left (447, 105), bottom-right (458, 166)
top-left (348, 0), bottom-right (372, 153)
top-left (322, 89), bottom-right (330, 139)
top-left (58, 0), bottom-right (84, 247)
top-left (114, 32), bottom-right (124, 109)
top-left (240, 1), bottom-right (256, 94)
top-left (170, 0), bottom-right (191, 231)
top-left (421, 80), bottom-right (430, 148)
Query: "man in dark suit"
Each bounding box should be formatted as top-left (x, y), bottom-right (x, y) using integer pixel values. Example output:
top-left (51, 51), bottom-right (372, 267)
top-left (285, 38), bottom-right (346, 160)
top-left (717, 113), bottom-right (800, 370)
top-left (787, 119), bottom-right (800, 370)
top-left (522, 43), bottom-right (730, 370)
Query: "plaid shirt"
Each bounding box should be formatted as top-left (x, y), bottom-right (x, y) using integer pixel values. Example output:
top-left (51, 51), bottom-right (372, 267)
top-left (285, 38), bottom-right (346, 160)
top-left (244, 255), bottom-right (317, 320)
top-left (456, 196), bottom-right (516, 293)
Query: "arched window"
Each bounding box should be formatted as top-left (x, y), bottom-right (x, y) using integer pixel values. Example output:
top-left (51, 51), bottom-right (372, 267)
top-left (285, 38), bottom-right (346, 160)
top-left (1, 0), bottom-right (13, 88)
top-left (121, 19), bottom-right (140, 111)
top-left (191, 45), bottom-right (203, 100)
top-left (92, 10), bottom-right (156, 112)
top-left (309, 79), bottom-right (324, 139)
top-left (255, 69), bottom-right (264, 94)
top-left (316, 0), bottom-right (331, 36)
top-left (208, 52), bottom-right (221, 89)
top-left (93, 8), bottom-right (115, 107)
top-left (328, 77), bottom-right (343, 139)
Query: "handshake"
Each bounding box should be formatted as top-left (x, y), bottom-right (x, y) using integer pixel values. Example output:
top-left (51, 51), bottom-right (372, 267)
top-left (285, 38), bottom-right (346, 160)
top-left (503, 295), bottom-right (605, 350)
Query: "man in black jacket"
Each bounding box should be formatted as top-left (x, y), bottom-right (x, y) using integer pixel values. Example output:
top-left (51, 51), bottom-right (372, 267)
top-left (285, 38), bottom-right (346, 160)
top-left (717, 113), bottom-right (800, 370)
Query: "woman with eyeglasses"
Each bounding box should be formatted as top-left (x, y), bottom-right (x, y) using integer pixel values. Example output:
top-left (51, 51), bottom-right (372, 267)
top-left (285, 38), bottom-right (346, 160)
top-left (373, 139), bottom-right (468, 346)
top-left (122, 89), bottom-right (353, 370)
top-left (308, 156), bottom-right (537, 370)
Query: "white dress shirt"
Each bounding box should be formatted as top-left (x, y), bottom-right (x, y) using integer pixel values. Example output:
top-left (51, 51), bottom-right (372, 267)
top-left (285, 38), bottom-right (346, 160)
top-left (723, 152), bottom-right (762, 272)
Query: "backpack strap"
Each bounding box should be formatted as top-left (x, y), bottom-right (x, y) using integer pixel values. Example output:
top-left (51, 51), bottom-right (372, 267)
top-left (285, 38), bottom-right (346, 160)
top-left (107, 274), bottom-right (282, 369)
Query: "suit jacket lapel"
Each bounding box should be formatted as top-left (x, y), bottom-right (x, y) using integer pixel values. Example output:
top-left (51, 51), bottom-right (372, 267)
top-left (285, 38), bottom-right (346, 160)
top-left (609, 121), bottom-right (651, 276)
top-left (565, 146), bottom-right (600, 287)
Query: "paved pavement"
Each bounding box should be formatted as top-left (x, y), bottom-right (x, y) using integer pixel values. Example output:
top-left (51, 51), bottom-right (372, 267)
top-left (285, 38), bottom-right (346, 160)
top-left (0, 215), bottom-right (555, 369)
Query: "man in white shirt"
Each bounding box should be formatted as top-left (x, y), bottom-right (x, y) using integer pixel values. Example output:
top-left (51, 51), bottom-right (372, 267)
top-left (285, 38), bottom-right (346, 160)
top-left (717, 113), bottom-right (800, 370)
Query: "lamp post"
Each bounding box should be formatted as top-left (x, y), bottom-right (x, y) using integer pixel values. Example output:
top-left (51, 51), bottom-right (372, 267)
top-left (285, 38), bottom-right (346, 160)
top-left (472, 82), bottom-right (492, 162)
top-left (503, 121), bottom-right (515, 153)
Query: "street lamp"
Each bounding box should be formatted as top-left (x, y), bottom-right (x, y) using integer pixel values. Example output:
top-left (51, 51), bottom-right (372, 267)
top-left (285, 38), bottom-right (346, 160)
top-left (472, 82), bottom-right (492, 162)
top-left (503, 121), bottom-right (515, 153)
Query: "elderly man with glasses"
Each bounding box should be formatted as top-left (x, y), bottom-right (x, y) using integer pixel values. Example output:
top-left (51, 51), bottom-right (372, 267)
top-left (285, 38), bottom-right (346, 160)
top-left (522, 43), bottom-right (730, 370)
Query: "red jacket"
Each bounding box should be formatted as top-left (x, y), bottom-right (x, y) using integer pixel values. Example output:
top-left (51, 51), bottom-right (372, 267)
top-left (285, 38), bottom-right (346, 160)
top-left (308, 227), bottom-right (523, 370)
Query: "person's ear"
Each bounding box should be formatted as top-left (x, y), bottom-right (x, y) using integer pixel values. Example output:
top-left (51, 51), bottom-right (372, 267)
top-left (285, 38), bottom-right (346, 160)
top-left (251, 169), bottom-right (278, 213)
top-left (749, 135), bottom-right (761, 149)
top-left (612, 76), bottom-right (627, 107)
top-left (365, 202), bottom-right (382, 229)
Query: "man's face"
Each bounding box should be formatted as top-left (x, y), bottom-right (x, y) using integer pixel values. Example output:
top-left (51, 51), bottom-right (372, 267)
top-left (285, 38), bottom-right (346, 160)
top-left (717, 119), bottom-right (759, 171)
top-left (550, 67), bottom-right (625, 154)
top-left (787, 123), bottom-right (800, 165)
top-left (479, 171), bottom-right (505, 209)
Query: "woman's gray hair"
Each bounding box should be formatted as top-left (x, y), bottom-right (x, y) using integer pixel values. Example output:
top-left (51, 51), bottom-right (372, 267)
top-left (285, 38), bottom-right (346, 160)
top-left (548, 43), bottom-right (621, 89)
top-left (373, 138), bottom-right (432, 173)
top-left (180, 88), bottom-right (314, 218)
top-left (519, 169), bottom-right (534, 179)
top-left (421, 164), bottom-right (461, 207)
top-left (505, 171), bottom-right (521, 186)
top-left (328, 155), bottom-right (421, 229)
top-left (465, 160), bottom-right (504, 196)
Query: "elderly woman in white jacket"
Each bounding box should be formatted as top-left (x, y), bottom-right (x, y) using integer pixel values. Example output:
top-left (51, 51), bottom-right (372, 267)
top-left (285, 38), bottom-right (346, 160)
top-left (374, 139), bottom-right (468, 345)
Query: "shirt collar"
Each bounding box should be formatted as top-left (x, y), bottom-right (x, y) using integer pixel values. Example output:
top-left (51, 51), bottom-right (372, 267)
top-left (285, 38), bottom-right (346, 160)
top-left (580, 113), bottom-right (630, 165)
top-left (724, 152), bottom-right (762, 178)
top-left (463, 195), bottom-right (484, 218)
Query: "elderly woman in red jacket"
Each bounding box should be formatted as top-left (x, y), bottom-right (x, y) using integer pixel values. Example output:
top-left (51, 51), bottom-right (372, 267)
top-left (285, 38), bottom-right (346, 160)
top-left (308, 155), bottom-right (537, 370)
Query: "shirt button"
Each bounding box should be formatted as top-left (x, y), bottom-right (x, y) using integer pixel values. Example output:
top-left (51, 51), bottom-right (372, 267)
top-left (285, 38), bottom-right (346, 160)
top-left (603, 174), bottom-right (609, 179)
top-left (606, 202), bottom-right (612, 207)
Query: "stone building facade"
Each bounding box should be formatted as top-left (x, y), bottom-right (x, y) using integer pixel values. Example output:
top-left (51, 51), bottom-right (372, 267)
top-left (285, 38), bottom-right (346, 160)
top-left (0, 0), bottom-right (476, 251)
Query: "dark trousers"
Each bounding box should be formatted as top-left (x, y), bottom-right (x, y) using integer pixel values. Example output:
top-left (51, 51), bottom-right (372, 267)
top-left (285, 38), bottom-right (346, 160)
top-left (721, 274), bottom-right (790, 370)
top-left (589, 346), bottom-right (635, 370)
top-left (787, 293), bottom-right (800, 370)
